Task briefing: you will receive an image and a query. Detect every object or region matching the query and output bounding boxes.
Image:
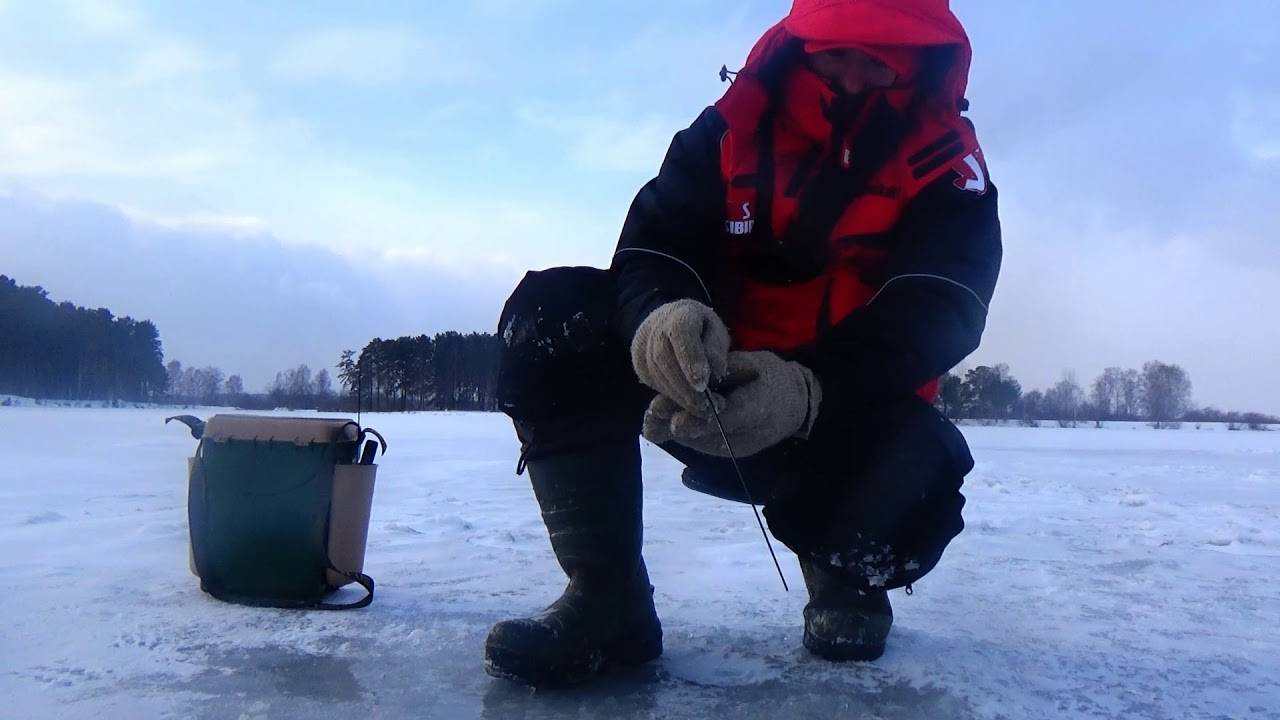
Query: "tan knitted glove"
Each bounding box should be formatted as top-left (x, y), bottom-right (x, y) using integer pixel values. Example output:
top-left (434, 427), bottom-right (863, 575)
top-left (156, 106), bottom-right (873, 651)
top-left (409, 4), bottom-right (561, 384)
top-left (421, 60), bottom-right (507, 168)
top-left (642, 350), bottom-right (822, 458)
top-left (630, 299), bottom-right (731, 416)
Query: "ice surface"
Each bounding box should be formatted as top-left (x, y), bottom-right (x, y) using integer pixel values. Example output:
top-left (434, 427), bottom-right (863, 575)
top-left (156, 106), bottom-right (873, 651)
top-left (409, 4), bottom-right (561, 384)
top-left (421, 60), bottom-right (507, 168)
top-left (1, 408), bottom-right (1278, 719)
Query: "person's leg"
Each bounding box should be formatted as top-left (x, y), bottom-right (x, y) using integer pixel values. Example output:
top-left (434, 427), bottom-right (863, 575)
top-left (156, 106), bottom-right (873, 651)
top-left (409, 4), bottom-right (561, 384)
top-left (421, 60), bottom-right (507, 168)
top-left (484, 267), bottom-right (661, 687)
top-left (764, 395), bottom-right (973, 660)
top-left (767, 395), bottom-right (971, 589)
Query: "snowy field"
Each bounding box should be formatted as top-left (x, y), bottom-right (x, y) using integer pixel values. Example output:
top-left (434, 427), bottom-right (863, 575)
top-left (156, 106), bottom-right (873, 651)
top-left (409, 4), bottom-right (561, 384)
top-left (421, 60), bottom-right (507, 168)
top-left (2, 407), bottom-right (1278, 720)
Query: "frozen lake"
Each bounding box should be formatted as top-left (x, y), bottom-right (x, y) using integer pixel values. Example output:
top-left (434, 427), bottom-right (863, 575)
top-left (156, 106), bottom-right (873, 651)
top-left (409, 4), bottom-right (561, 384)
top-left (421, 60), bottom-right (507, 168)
top-left (2, 407), bottom-right (1278, 719)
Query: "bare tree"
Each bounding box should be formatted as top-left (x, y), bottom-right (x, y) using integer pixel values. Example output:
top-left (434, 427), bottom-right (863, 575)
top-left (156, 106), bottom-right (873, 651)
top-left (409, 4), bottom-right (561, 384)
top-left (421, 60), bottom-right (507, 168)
top-left (1091, 367), bottom-right (1127, 421)
top-left (193, 366), bottom-right (224, 405)
top-left (178, 367), bottom-right (198, 400)
top-left (314, 368), bottom-right (333, 402)
top-left (1043, 372), bottom-right (1085, 426)
top-left (166, 360), bottom-right (183, 398)
top-left (224, 375), bottom-right (244, 404)
top-left (1141, 361), bottom-right (1192, 428)
top-left (286, 364), bottom-right (312, 401)
top-left (1118, 368), bottom-right (1142, 419)
top-left (1016, 389), bottom-right (1045, 425)
top-left (266, 364), bottom-right (315, 409)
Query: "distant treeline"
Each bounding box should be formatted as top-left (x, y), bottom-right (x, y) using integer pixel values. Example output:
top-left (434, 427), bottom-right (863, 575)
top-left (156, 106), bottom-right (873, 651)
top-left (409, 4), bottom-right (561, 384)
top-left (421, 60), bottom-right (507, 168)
top-left (335, 333), bottom-right (501, 412)
top-left (159, 355), bottom-right (1280, 426)
top-left (0, 275), bottom-right (167, 402)
top-left (165, 331), bottom-right (502, 413)
top-left (6, 271), bottom-right (1274, 425)
top-left (938, 362), bottom-right (1278, 429)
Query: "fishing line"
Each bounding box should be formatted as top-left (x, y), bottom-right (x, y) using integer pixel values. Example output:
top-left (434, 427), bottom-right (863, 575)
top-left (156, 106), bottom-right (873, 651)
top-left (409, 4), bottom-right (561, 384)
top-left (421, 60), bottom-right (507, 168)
top-left (703, 388), bottom-right (789, 592)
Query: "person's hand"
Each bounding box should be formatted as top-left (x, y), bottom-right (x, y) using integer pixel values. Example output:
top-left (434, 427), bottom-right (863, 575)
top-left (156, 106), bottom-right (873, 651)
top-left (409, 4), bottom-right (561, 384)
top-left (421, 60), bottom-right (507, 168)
top-left (641, 350), bottom-right (822, 457)
top-left (630, 299), bottom-right (731, 416)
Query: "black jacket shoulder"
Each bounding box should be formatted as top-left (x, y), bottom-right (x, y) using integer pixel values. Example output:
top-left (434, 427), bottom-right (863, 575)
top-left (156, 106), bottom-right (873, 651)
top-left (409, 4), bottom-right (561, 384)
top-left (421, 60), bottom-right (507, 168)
top-left (610, 106), bottom-right (728, 344)
top-left (802, 169), bottom-right (1002, 414)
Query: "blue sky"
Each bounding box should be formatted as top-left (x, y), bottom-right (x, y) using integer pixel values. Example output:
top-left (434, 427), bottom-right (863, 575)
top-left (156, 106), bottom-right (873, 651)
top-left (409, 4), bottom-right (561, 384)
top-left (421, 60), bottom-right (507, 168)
top-left (2, 1), bottom-right (1278, 412)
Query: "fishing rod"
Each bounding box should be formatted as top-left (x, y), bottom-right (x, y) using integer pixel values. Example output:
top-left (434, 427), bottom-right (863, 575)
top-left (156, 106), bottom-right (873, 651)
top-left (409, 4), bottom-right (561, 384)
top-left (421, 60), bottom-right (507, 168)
top-left (703, 387), bottom-right (789, 592)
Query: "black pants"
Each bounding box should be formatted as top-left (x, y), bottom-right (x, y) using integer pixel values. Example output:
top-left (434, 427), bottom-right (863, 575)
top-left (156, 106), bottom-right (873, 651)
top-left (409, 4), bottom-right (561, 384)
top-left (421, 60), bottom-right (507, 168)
top-left (496, 267), bottom-right (973, 592)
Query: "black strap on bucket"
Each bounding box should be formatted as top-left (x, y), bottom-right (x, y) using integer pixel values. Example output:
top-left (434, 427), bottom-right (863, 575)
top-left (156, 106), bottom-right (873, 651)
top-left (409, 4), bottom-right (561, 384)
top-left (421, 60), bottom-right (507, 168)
top-left (316, 565), bottom-right (376, 611)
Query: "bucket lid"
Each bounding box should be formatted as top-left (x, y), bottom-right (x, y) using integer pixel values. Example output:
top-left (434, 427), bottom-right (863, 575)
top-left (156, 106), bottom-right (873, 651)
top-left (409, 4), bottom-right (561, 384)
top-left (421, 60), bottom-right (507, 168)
top-left (202, 415), bottom-right (360, 445)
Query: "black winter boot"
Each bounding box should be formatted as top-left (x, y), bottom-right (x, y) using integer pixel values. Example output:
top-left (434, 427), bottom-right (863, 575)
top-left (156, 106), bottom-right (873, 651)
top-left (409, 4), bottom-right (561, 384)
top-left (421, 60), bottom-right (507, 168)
top-left (484, 438), bottom-right (662, 687)
top-left (799, 558), bottom-right (893, 662)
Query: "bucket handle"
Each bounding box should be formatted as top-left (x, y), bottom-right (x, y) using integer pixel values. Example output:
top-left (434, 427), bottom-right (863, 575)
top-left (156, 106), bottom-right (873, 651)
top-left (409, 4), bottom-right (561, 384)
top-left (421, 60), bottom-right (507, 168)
top-left (356, 427), bottom-right (388, 464)
top-left (166, 415), bottom-right (206, 439)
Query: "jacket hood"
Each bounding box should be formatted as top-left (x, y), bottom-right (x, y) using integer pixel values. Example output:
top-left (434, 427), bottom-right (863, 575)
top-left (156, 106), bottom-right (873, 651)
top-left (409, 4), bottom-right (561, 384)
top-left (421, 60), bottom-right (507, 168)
top-left (740, 0), bottom-right (972, 113)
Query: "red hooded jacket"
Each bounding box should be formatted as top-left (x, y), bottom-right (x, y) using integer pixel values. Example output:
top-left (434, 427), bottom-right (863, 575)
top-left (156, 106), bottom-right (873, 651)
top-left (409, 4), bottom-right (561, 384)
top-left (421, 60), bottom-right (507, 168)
top-left (715, 0), bottom-right (987, 401)
top-left (612, 0), bottom-right (1001, 415)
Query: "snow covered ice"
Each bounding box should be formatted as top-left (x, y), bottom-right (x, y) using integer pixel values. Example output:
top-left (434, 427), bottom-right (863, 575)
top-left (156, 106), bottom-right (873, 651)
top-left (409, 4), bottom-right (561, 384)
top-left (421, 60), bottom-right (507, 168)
top-left (2, 407), bottom-right (1278, 719)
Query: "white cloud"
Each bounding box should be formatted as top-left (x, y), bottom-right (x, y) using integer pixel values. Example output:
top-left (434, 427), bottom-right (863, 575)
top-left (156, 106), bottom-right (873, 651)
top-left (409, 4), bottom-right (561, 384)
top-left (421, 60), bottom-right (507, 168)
top-left (1231, 90), bottom-right (1280, 161)
top-left (572, 116), bottom-right (678, 175)
top-left (0, 1), bottom-right (257, 184)
top-left (0, 56), bottom-right (613, 280)
top-left (518, 103), bottom-right (680, 175)
top-left (60, 0), bottom-right (140, 35)
top-left (272, 26), bottom-right (432, 87)
top-left (0, 68), bottom-right (265, 179)
top-left (125, 38), bottom-right (219, 85)
top-left (0, 71), bottom-right (125, 176)
top-left (470, 0), bottom-right (567, 18)
top-left (270, 172), bottom-right (620, 273)
top-left (117, 206), bottom-right (267, 234)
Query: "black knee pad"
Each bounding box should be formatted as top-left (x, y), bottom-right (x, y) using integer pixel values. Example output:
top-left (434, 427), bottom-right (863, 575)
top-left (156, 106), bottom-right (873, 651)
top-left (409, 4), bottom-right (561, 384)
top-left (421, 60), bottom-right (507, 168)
top-left (496, 266), bottom-right (646, 428)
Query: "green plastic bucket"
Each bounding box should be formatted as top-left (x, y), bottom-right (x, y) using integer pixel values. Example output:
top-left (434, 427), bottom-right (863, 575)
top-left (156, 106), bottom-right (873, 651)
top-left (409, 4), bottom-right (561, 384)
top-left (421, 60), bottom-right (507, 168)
top-left (172, 415), bottom-right (382, 610)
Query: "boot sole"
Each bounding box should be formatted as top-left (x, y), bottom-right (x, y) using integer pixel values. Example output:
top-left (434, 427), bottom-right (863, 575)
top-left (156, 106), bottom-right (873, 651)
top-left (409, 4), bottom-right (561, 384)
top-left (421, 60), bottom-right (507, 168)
top-left (803, 630), bottom-right (887, 662)
top-left (484, 644), bottom-right (603, 688)
top-left (802, 614), bottom-right (892, 663)
top-left (481, 640), bottom-right (660, 686)
top-left (485, 633), bottom-right (662, 688)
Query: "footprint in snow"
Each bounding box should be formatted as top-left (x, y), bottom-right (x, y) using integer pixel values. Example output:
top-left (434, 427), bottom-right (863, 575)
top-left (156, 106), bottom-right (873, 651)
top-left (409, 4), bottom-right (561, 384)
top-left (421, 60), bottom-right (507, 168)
top-left (1120, 493), bottom-right (1150, 507)
top-left (385, 522), bottom-right (424, 535)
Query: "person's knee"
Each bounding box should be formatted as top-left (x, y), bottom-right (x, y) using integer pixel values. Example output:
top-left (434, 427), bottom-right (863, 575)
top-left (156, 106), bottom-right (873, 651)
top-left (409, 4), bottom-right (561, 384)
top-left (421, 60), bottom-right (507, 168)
top-left (496, 267), bottom-right (629, 422)
top-left (496, 267), bottom-right (650, 463)
top-left (886, 396), bottom-right (974, 478)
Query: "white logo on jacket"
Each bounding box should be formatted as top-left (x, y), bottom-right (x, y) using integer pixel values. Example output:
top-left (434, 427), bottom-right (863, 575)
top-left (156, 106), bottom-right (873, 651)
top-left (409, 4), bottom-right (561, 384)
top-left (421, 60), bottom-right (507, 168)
top-left (952, 153), bottom-right (987, 195)
top-left (726, 201), bottom-right (754, 234)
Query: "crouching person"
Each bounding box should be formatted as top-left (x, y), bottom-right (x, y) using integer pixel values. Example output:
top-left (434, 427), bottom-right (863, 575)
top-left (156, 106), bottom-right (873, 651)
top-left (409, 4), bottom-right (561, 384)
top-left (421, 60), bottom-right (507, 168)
top-left (484, 0), bottom-right (1002, 687)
